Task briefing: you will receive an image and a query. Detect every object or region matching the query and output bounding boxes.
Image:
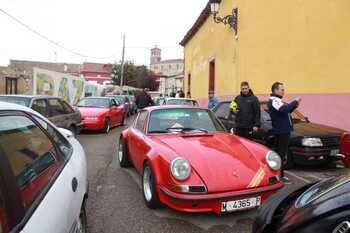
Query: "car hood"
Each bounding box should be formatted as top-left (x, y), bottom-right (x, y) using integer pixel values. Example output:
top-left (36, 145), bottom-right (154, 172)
top-left (78, 107), bottom-right (108, 116)
top-left (154, 133), bottom-right (269, 193)
top-left (293, 122), bottom-right (345, 137)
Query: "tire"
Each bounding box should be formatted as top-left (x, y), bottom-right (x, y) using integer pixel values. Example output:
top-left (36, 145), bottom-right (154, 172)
top-left (121, 116), bottom-right (125, 126)
top-left (118, 138), bottom-right (131, 167)
top-left (77, 202), bottom-right (88, 233)
top-left (284, 150), bottom-right (294, 170)
top-left (103, 118), bottom-right (110, 134)
top-left (142, 162), bottom-right (161, 209)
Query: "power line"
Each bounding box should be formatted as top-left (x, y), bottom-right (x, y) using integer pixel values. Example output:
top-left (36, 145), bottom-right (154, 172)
top-left (0, 7), bottom-right (118, 60)
top-left (0, 7), bottom-right (182, 60)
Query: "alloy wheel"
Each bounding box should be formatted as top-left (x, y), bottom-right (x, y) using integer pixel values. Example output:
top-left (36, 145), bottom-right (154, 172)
top-left (118, 141), bottom-right (123, 163)
top-left (143, 166), bottom-right (153, 202)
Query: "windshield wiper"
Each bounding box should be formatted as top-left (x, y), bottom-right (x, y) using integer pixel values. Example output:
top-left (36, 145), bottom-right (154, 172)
top-left (148, 130), bottom-right (169, 134)
top-left (166, 127), bottom-right (209, 133)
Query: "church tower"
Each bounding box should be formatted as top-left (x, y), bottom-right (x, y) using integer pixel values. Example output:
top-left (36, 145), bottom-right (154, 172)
top-left (150, 46), bottom-right (161, 65)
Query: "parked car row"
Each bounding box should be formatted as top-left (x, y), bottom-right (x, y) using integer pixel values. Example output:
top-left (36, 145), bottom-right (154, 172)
top-left (0, 95), bottom-right (133, 135)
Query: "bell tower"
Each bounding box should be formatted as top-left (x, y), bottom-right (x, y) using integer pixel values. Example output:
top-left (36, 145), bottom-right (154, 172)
top-left (150, 46), bottom-right (161, 65)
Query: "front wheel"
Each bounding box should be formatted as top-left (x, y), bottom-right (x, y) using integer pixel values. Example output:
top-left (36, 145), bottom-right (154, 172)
top-left (77, 203), bottom-right (88, 233)
top-left (283, 150), bottom-right (294, 170)
top-left (142, 162), bottom-right (161, 209)
top-left (103, 118), bottom-right (110, 134)
top-left (118, 138), bottom-right (131, 167)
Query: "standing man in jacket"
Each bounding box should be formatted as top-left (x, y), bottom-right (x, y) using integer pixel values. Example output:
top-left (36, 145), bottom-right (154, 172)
top-left (268, 82), bottom-right (301, 183)
top-left (230, 81), bottom-right (261, 139)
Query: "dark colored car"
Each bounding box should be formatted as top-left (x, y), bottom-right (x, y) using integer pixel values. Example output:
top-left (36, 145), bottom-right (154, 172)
top-left (127, 95), bottom-right (137, 114)
top-left (252, 174), bottom-right (350, 233)
top-left (106, 95), bottom-right (133, 116)
top-left (213, 101), bottom-right (346, 166)
top-left (0, 95), bottom-right (83, 135)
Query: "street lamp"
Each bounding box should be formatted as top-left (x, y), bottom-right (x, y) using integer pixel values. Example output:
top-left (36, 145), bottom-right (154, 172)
top-left (209, 0), bottom-right (238, 36)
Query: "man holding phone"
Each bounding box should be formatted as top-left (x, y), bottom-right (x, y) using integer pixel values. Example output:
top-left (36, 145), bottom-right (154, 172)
top-left (230, 81), bottom-right (261, 139)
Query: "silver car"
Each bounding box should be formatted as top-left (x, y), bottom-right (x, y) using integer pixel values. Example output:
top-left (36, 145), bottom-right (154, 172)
top-left (0, 95), bottom-right (83, 135)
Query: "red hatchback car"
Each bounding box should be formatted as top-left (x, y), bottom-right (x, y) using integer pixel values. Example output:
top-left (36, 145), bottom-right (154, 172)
top-left (78, 97), bottom-right (126, 133)
top-left (118, 106), bottom-right (284, 214)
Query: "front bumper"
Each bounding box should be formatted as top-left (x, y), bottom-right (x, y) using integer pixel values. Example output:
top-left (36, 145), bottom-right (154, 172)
top-left (158, 182), bottom-right (284, 214)
top-left (82, 118), bottom-right (104, 130)
top-left (290, 146), bottom-right (340, 165)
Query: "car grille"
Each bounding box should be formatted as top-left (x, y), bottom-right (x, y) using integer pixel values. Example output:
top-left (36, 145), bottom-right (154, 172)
top-left (333, 221), bottom-right (350, 233)
top-left (321, 136), bottom-right (340, 147)
top-left (189, 186), bottom-right (207, 193)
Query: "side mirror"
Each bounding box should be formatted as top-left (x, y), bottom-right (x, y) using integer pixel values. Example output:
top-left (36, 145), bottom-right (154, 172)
top-left (58, 127), bottom-right (74, 138)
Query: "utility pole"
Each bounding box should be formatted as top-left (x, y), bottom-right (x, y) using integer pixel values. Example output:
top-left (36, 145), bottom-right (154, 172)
top-left (120, 35), bottom-right (126, 87)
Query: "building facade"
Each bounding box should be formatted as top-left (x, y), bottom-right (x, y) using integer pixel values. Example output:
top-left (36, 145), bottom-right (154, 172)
top-left (180, 0), bottom-right (350, 130)
top-left (0, 60), bottom-right (80, 95)
top-left (149, 47), bottom-right (184, 95)
top-left (80, 62), bottom-right (112, 85)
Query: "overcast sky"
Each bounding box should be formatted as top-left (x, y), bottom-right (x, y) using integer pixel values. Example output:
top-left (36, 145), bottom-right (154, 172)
top-left (0, 0), bottom-right (207, 66)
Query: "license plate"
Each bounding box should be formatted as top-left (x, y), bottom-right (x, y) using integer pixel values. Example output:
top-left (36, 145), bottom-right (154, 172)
top-left (221, 197), bottom-right (261, 213)
top-left (331, 149), bottom-right (339, 156)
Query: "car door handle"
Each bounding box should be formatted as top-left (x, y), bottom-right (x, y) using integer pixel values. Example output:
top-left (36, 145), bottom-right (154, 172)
top-left (72, 177), bottom-right (78, 192)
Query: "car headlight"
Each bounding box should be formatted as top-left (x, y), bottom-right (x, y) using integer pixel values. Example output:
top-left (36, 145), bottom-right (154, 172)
top-left (171, 157), bottom-right (191, 181)
top-left (266, 151), bottom-right (282, 171)
top-left (302, 138), bottom-right (323, 147)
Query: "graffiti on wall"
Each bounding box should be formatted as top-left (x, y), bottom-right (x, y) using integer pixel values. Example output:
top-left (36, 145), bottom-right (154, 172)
top-left (33, 68), bottom-right (85, 105)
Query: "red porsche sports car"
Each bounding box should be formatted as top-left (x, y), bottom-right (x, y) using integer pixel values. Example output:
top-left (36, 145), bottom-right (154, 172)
top-left (118, 106), bottom-right (284, 214)
top-left (78, 97), bottom-right (125, 133)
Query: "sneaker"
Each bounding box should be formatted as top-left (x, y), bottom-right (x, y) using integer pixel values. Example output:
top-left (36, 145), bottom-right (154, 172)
top-left (282, 176), bottom-right (291, 185)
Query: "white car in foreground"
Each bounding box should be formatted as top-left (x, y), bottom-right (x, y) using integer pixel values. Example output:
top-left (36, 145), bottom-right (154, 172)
top-left (0, 102), bottom-right (88, 233)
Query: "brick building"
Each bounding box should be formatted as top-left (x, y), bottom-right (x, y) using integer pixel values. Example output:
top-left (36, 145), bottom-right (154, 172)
top-left (0, 60), bottom-right (80, 95)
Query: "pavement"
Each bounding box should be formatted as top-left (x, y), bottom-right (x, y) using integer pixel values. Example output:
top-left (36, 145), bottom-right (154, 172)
top-left (77, 117), bottom-right (350, 233)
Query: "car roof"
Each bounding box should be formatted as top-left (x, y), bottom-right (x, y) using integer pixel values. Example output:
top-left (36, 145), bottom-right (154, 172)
top-left (0, 101), bottom-right (41, 115)
top-left (165, 97), bottom-right (197, 101)
top-left (82, 96), bottom-right (113, 99)
top-left (143, 105), bottom-right (207, 112)
top-left (217, 100), bottom-right (268, 104)
top-left (0, 95), bottom-right (62, 100)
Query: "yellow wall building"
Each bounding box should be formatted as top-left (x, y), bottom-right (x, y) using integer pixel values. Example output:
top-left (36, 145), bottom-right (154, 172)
top-left (181, 0), bottom-right (350, 130)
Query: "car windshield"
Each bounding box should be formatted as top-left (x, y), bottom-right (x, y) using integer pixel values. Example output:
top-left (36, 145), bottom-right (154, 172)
top-left (113, 96), bottom-right (126, 104)
top-left (148, 108), bottom-right (225, 134)
top-left (166, 99), bottom-right (198, 106)
top-left (0, 96), bottom-right (30, 107)
top-left (77, 98), bottom-right (110, 108)
top-left (295, 176), bottom-right (350, 208)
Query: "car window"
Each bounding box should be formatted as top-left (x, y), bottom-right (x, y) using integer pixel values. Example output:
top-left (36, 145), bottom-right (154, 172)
top-left (261, 110), bottom-right (271, 122)
top-left (32, 99), bottom-right (49, 118)
top-left (111, 99), bottom-right (118, 106)
top-left (0, 115), bottom-right (61, 210)
top-left (77, 98), bottom-right (110, 108)
top-left (148, 108), bottom-right (225, 133)
top-left (33, 116), bottom-right (72, 157)
top-left (136, 112), bottom-right (148, 133)
top-left (0, 97), bottom-right (30, 107)
top-left (48, 99), bottom-right (67, 116)
top-left (61, 100), bottom-right (74, 114)
top-left (215, 103), bottom-right (230, 118)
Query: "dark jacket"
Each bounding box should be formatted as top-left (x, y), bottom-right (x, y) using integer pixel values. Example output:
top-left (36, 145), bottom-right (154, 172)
top-left (233, 90), bottom-right (261, 129)
top-left (135, 92), bottom-right (154, 109)
top-left (267, 94), bottom-right (299, 134)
